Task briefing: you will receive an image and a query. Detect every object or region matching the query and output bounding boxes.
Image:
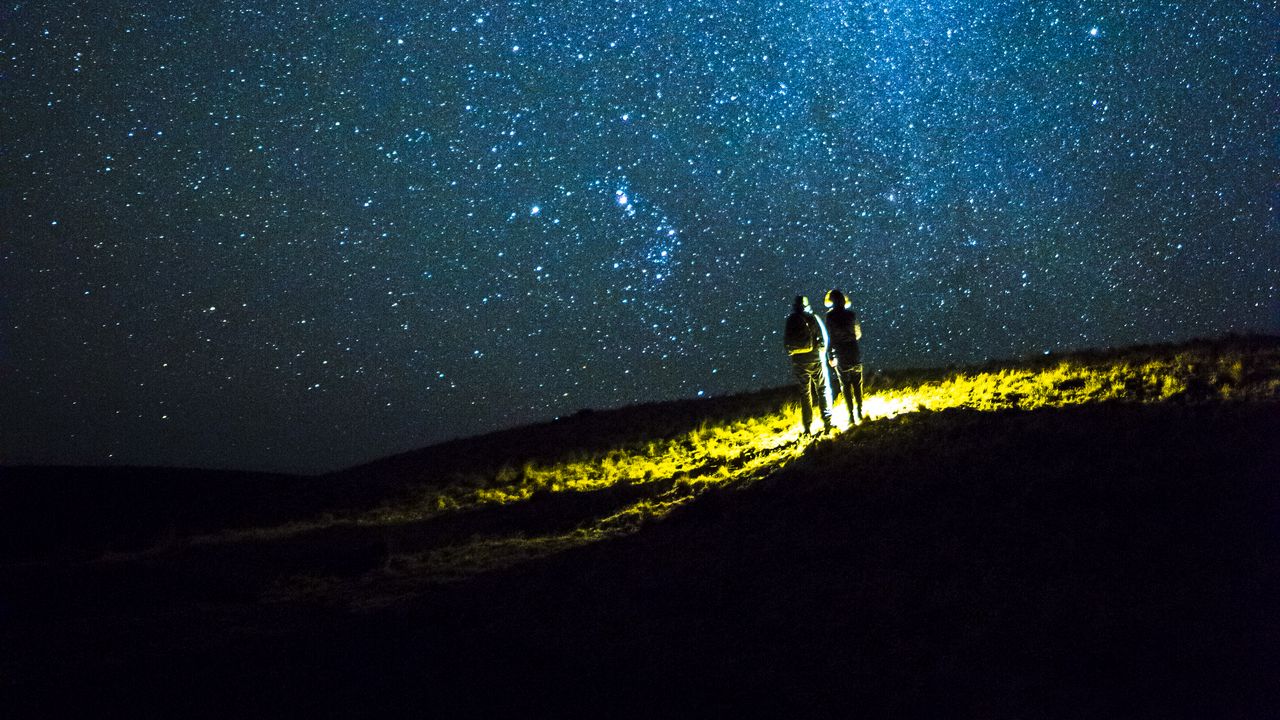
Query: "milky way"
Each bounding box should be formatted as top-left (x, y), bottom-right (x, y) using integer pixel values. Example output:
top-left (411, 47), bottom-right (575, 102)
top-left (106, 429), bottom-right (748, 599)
top-left (2, 1), bottom-right (1275, 472)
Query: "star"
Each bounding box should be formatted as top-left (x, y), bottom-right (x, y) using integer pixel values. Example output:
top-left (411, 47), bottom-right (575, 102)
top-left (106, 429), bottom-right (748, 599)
top-left (3, 0), bottom-right (1270, 472)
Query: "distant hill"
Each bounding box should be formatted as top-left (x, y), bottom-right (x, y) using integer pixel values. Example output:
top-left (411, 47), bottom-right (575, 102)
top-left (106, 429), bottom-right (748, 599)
top-left (2, 334), bottom-right (1278, 716)
top-left (5, 333), bottom-right (1276, 565)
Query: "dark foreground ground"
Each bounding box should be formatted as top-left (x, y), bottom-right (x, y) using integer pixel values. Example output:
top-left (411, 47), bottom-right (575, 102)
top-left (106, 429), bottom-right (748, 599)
top-left (3, 400), bottom-right (1279, 718)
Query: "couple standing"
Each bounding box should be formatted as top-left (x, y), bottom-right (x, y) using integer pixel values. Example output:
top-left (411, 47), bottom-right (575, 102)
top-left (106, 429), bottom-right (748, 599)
top-left (784, 291), bottom-right (864, 435)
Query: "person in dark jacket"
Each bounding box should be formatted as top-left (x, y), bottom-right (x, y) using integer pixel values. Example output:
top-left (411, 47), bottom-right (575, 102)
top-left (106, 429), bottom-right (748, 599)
top-left (783, 295), bottom-right (833, 435)
top-left (824, 288), bottom-right (864, 423)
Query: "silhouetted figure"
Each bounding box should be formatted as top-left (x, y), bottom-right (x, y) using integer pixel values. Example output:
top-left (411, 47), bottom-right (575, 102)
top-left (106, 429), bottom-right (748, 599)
top-left (784, 295), bottom-right (833, 434)
top-left (824, 289), bottom-right (864, 422)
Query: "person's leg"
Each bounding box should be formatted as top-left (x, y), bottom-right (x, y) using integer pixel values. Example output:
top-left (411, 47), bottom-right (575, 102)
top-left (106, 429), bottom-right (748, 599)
top-left (807, 365), bottom-right (828, 431)
top-left (852, 364), bottom-right (864, 420)
top-left (839, 366), bottom-right (856, 420)
top-left (815, 362), bottom-right (833, 430)
top-left (794, 363), bottom-right (814, 432)
top-left (829, 361), bottom-right (845, 405)
top-left (819, 371), bottom-right (829, 427)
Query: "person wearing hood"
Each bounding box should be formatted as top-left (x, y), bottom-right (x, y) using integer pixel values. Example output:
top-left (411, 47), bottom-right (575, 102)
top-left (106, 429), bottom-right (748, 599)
top-left (824, 289), bottom-right (864, 423)
top-left (783, 295), bottom-right (834, 435)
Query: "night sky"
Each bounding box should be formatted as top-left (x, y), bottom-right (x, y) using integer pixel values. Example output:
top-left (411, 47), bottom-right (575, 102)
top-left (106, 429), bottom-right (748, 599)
top-left (3, 1), bottom-right (1276, 473)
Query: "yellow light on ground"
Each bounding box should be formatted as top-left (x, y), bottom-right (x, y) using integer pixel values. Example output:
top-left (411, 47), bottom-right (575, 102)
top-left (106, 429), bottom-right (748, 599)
top-left (249, 344), bottom-right (1278, 601)
top-left (862, 393), bottom-right (915, 420)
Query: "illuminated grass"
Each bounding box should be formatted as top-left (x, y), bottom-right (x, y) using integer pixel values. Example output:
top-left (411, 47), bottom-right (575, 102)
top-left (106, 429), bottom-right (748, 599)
top-left (867, 349), bottom-right (1280, 419)
top-left (255, 339), bottom-right (1280, 606)
top-left (369, 340), bottom-right (1280, 528)
top-left (73, 337), bottom-right (1259, 606)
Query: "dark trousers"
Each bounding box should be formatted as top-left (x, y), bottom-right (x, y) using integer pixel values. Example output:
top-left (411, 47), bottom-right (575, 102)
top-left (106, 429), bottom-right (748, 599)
top-left (791, 355), bottom-right (832, 430)
top-left (833, 362), bottom-right (864, 420)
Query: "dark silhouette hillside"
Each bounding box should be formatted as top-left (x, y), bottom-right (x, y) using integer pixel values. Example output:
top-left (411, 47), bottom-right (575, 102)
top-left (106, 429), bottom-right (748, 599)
top-left (2, 335), bottom-right (1278, 717)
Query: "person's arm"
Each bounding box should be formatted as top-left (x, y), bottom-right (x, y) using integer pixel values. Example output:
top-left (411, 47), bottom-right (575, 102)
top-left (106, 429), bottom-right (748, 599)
top-left (854, 316), bottom-right (862, 341)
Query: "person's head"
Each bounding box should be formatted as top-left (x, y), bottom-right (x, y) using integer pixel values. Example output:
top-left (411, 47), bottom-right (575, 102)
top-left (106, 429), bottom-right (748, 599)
top-left (793, 295), bottom-right (811, 314)
top-left (824, 289), bottom-right (847, 309)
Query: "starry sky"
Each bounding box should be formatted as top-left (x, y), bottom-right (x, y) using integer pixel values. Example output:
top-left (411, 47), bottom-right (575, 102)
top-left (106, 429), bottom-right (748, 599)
top-left (2, 0), bottom-right (1276, 473)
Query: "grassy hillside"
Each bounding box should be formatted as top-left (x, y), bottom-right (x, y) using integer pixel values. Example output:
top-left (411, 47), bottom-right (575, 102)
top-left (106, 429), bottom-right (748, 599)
top-left (2, 334), bottom-right (1278, 716)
